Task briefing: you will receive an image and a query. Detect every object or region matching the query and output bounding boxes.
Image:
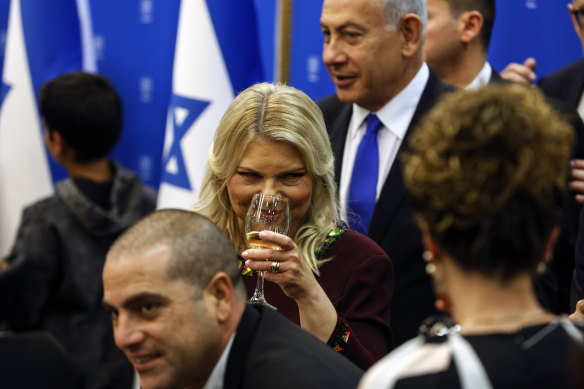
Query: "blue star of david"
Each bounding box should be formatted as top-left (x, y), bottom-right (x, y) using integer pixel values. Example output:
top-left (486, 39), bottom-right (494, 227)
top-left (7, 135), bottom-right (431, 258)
top-left (161, 94), bottom-right (210, 190)
top-left (0, 82), bottom-right (11, 112)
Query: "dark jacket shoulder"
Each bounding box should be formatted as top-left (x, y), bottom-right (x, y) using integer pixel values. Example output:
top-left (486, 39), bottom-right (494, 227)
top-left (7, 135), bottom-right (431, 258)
top-left (228, 305), bottom-right (363, 389)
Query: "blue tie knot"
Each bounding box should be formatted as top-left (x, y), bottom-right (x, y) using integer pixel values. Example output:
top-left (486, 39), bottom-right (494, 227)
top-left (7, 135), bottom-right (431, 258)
top-left (365, 114), bottom-right (382, 136)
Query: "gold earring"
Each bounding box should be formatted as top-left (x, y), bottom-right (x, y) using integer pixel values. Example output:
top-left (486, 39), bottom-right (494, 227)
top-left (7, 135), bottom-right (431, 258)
top-left (537, 262), bottom-right (547, 275)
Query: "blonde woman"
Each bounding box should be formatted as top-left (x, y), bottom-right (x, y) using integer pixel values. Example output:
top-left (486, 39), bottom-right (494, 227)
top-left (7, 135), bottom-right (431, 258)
top-left (194, 82), bottom-right (393, 369)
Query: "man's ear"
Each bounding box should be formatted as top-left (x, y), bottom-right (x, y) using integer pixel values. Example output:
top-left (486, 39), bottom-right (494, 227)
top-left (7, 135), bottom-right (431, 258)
top-left (459, 10), bottom-right (483, 44)
top-left (400, 14), bottom-right (423, 57)
top-left (43, 125), bottom-right (66, 157)
top-left (204, 272), bottom-right (234, 323)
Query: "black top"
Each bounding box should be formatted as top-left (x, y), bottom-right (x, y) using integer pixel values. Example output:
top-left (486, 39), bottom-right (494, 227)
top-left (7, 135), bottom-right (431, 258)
top-left (73, 178), bottom-right (113, 210)
top-left (390, 321), bottom-right (584, 389)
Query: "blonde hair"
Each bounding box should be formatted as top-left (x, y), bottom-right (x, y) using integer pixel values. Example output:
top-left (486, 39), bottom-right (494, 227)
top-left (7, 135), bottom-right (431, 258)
top-left (194, 82), bottom-right (340, 274)
top-left (403, 84), bottom-right (573, 282)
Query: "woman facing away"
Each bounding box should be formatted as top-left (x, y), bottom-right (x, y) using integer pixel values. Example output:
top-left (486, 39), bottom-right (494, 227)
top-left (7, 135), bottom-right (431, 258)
top-left (359, 83), bottom-right (584, 389)
top-left (193, 82), bottom-right (394, 369)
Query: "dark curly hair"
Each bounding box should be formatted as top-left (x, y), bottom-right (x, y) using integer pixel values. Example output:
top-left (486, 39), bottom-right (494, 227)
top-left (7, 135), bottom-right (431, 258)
top-left (403, 83), bottom-right (573, 283)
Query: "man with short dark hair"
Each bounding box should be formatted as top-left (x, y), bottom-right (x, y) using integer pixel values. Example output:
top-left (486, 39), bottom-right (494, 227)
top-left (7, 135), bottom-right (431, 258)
top-left (0, 71), bottom-right (156, 389)
top-left (425, 0), bottom-right (497, 88)
top-left (102, 209), bottom-right (363, 389)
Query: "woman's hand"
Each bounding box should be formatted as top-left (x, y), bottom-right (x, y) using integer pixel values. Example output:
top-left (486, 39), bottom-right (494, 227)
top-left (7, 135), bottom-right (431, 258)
top-left (241, 230), bottom-right (337, 342)
top-left (242, 230), bottom-right (320, 301)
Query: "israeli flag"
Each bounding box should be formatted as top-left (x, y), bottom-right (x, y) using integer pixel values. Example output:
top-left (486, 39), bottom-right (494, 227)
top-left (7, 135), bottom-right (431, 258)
top-left (157, 0), bottom-right (263, 209)
top-left (0, 0), bottom-right (94, 256)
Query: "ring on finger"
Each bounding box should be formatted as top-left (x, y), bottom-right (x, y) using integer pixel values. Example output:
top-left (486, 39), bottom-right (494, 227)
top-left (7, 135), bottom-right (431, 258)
top-left (270, 261), bottom-right (280, 273)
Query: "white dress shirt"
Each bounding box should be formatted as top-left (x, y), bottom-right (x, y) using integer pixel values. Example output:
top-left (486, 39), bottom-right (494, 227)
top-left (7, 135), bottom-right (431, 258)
top-left (202, 332), bottom-right (235, 389)
top-left (577, 90), bottom-right (584, 121)
top-left (339, 63), bottom-right (430, 217)
top-left (465, 61), bottom-right (492, 90)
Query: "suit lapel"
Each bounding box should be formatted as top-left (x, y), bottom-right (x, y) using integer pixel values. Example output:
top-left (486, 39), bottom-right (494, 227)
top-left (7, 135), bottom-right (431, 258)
top-left (566, 61), bottom-right (584, 109)
top-left (223, 305), bottom-right (261, 389)
top-left (327, 102), bottom-right (353, 187)
top-left (368, 72), bottom-right (454, 241)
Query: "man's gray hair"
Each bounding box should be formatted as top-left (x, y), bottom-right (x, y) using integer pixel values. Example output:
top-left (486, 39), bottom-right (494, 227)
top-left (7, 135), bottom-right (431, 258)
top-left (380, 0), bottom-right (427, 37)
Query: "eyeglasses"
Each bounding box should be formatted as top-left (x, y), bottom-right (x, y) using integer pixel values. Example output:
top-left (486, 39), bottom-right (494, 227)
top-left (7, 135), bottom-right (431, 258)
top-left (571, 7), bottom-right (584, 28)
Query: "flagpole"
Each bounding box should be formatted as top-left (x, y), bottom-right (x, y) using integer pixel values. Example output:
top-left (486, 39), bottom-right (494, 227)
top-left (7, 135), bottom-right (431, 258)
top-left (276, 0), bottom-right (293, 83)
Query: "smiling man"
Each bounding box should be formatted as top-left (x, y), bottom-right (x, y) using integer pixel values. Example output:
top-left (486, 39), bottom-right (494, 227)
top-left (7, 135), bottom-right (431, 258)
top-left (102, 209), bottom-right (362, 389)
top-left (317, 0), bottom-right (454, 347)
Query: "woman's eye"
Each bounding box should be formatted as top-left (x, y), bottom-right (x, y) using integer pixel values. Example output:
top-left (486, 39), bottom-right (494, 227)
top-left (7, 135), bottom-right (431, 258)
top-left (238, 171), bottom-right (260, 178)
top-left (280, 173), bottom-right (305, 184)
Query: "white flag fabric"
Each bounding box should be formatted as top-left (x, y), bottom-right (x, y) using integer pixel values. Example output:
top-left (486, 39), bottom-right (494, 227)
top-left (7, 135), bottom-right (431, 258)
top-left (157, 0), bottom-right (263, 210)
top-left (0, 0), bottom-right (92, 256)
top-left (0, 0), bottom-right (52, 256)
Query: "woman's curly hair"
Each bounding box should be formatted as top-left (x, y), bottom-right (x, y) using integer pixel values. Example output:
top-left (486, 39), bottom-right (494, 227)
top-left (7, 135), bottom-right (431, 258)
top-left (403, 83), bottom-right (574, 282)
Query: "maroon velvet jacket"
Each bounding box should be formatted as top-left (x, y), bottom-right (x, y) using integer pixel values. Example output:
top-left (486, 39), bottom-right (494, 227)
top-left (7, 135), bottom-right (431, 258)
top-left (242, 229), bottom-right (394, 369)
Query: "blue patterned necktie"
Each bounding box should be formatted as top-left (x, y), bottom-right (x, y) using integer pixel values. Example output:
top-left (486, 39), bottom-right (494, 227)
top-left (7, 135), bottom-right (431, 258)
top-left (348, 114), bottom-right (382, 235)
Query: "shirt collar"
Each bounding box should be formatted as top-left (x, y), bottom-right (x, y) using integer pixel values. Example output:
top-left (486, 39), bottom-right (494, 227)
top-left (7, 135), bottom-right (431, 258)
top-left (350, 63), bottom-right (430, 140)
top-left (202, 332), bottom-right (235, 389)
top-left (465, 61), bottom-right (492, 90)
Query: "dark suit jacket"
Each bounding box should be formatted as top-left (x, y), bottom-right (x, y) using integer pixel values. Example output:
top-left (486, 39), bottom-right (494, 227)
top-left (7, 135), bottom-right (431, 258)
top-left (573, 207), bottom-right (584, 308)
top-left (0, 332), bottom-right (80, 389)
top-left (317, 70), bottom-right (455, 347)
top-left (486, 63), bottom-right (584, 313)
top-left (538, 58), bottom-right (584, 110)
top-left (538, 59), bottom-right (584, 311)
top-left (224, 304), bottom-right (363, 389)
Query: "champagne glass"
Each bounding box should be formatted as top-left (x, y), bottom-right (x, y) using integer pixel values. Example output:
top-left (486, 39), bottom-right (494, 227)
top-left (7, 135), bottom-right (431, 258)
top-left (245, 193), bottom-right (290, 309)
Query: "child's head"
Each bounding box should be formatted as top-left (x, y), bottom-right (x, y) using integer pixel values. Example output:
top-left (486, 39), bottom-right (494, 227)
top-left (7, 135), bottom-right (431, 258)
top-left (39, 71), bottom-right (123, 163)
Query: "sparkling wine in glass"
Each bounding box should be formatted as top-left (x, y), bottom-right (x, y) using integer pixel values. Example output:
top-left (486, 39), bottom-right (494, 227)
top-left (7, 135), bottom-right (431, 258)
top-left (245, 193), bottom-right (290, 309)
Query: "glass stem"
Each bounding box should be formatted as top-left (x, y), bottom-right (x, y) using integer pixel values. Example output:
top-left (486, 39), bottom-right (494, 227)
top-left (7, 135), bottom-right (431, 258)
top-left (251, 271), bottom-right (266, 301)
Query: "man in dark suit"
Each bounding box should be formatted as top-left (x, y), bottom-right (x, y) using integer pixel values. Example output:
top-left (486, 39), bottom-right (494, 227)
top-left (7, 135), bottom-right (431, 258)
top-left (424, 0), bottom-right (584, 315)
top-left (102, 209), bottom-right (363, 389)
top-left (318, 0), bottom-right (454, 347)
top-left (538, 0), bottom-right (584, 312)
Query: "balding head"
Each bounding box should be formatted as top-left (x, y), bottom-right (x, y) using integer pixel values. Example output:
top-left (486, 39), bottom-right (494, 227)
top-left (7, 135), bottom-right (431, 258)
top-left (107, 209), bottom-right (245, 299)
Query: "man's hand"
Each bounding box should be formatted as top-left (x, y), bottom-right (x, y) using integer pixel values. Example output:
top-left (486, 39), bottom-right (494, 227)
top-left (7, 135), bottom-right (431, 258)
top-left (569, 299), bottom-right (584, 322)
top-left (570, 159), bottom-right (584, 204)
top-left (500, 57), bottom-right (537, 86)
